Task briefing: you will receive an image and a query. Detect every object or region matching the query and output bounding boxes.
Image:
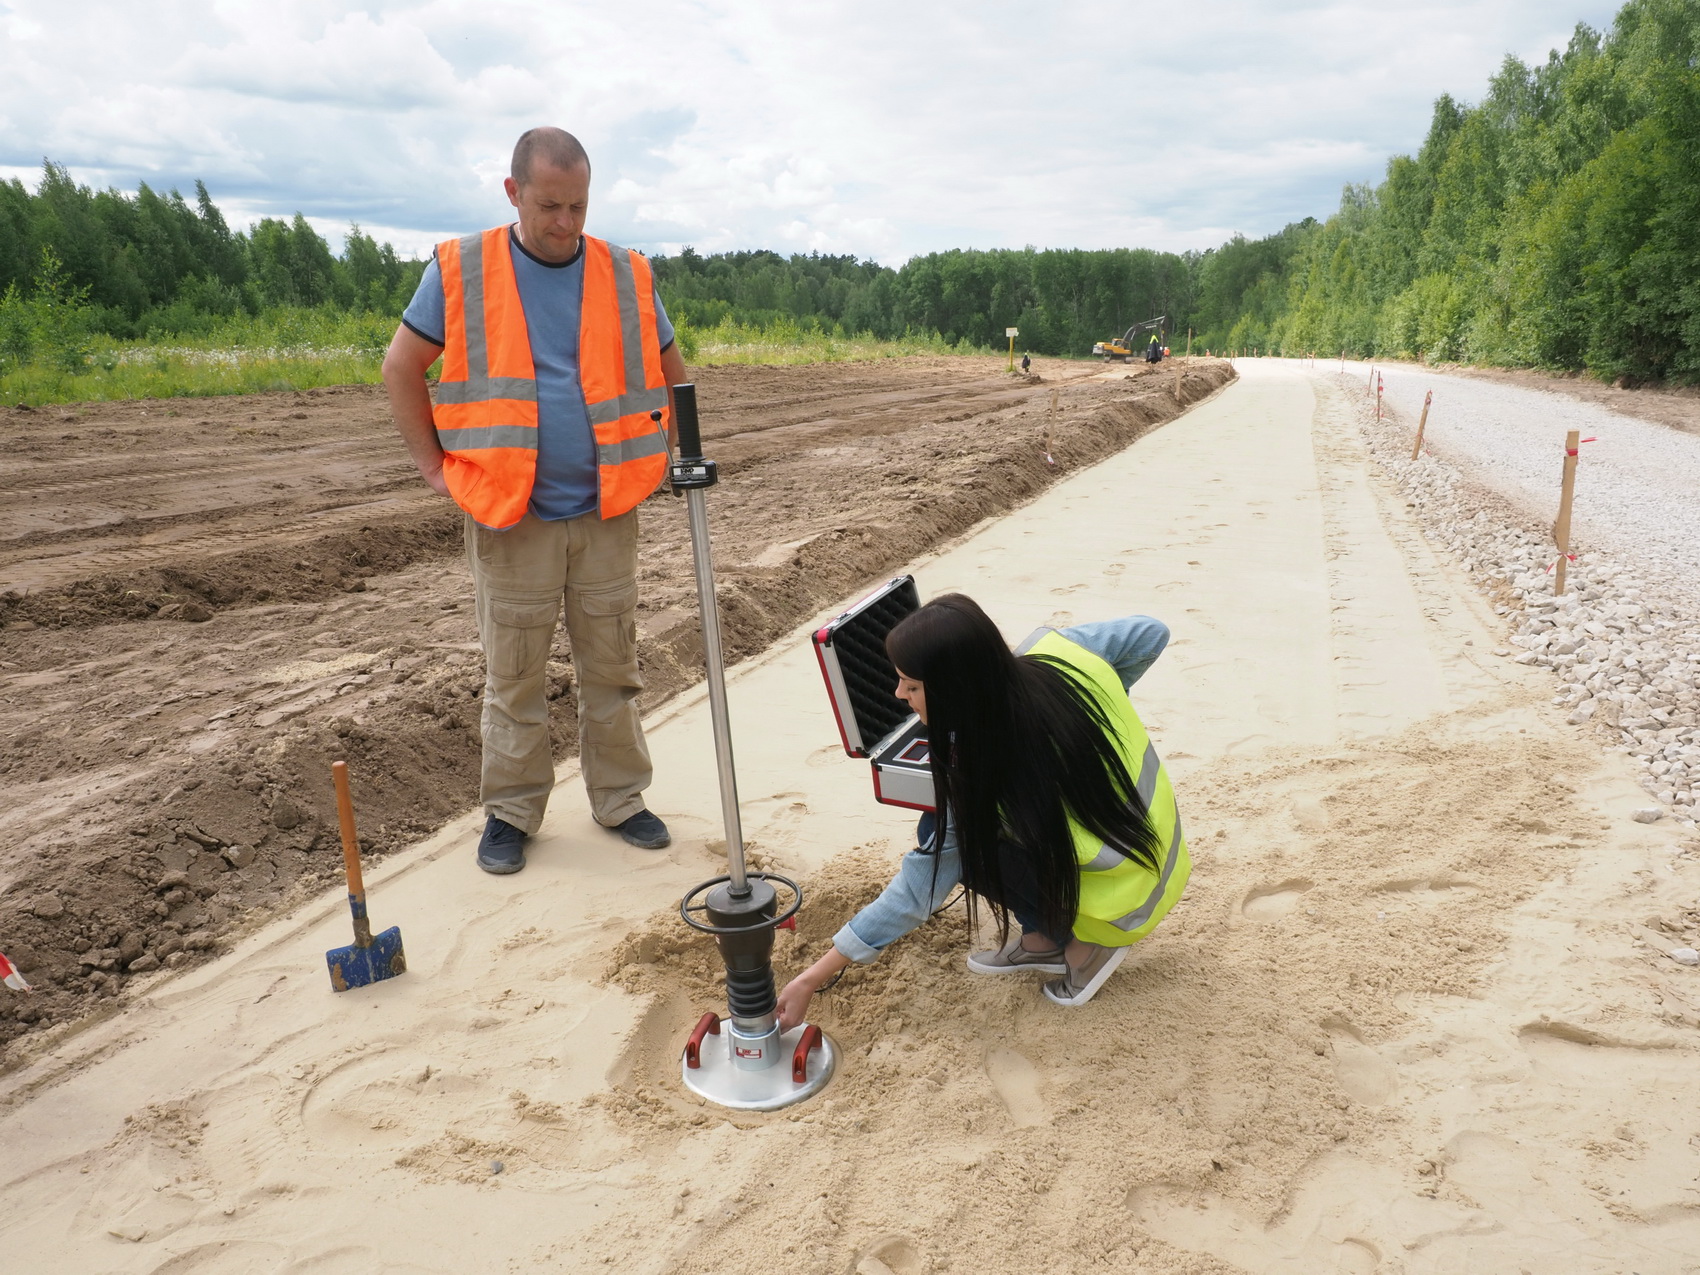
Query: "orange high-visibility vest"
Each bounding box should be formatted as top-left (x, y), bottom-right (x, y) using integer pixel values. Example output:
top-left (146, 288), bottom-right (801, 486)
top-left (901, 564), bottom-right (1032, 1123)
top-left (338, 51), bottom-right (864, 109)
top-left (434, 228), bottom-right (671, 529)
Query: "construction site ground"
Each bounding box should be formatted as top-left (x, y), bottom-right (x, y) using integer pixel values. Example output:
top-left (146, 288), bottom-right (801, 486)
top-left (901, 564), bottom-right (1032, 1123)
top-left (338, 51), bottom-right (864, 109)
top-left (5, 357), bottom-right (1700, 1274)
top-left (0, 354), bottom-right (1224, 1052)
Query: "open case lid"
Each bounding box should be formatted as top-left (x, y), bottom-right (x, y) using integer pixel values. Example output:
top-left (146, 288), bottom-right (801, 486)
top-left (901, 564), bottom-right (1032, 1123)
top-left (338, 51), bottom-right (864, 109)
top-left (812, 575), bottom-right (920, 757)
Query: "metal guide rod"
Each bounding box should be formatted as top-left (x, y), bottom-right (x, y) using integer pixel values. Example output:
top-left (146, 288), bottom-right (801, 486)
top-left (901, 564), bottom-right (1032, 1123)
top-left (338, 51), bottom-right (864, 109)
top-left (670, 381), bottom-right (832, 1109)
top-left (669, 384), bottom-right (749, 896)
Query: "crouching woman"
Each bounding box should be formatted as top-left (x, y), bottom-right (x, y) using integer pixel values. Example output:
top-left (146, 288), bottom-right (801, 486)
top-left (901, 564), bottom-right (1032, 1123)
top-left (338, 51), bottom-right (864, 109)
top-left (777, 593), bottom-right (1189, 1026)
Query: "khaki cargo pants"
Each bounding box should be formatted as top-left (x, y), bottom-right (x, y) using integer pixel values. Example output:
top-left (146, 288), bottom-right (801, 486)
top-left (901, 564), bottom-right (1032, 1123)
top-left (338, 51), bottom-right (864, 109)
top-left (465, 509), bottom-right (650, 834)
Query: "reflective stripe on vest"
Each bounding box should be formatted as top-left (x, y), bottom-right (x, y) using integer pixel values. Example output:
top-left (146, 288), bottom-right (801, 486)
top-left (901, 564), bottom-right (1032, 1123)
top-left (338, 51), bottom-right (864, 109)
top-left (579, 237), bottom-right (670, 518)
top-left (433, 229), bottom-right (670, 530)
top-left (435, 228), bottom-right (540, 530)
top-left (1021, 628), bottom-right (1191, 947)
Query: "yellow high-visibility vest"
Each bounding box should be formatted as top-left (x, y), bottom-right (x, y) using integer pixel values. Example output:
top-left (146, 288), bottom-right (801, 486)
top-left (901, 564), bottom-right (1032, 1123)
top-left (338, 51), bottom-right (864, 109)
top-left (1023, 629), bottom-right (1190, 947)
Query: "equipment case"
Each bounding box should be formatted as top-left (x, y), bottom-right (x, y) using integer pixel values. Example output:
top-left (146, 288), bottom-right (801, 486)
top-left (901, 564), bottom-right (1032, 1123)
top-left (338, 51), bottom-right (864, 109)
top-left (811, 575), bottom-right (936, 811)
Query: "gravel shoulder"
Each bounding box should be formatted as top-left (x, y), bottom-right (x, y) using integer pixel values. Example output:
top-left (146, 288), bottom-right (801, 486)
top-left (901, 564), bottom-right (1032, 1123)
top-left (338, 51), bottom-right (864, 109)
top-left (1322, 364), bottom-right (1700, 828)
top-left (1429, 362), bottom-right (1700, 438)
top-left (1358, 359), bottom-right (1700, 626)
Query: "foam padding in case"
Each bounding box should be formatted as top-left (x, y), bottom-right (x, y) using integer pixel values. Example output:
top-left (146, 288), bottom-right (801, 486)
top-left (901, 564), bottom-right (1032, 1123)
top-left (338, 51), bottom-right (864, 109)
top-left (828, 576), bottom-right (920, 747)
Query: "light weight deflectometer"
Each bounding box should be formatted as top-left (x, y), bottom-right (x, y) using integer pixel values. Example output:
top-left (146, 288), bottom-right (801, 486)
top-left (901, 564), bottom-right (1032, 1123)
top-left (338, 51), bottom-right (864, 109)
top-left (669, 384), bottom-right (836, 1111)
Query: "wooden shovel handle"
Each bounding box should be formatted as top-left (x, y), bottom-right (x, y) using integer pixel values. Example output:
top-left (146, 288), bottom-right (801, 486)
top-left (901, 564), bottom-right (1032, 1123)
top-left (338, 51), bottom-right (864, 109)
top-left (331, 761), bottom-right (366, 900)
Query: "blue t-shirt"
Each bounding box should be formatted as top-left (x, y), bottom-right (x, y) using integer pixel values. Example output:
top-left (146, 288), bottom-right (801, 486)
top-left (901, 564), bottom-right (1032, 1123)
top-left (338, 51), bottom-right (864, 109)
top-left (403, 228), bottom-right (675, 521)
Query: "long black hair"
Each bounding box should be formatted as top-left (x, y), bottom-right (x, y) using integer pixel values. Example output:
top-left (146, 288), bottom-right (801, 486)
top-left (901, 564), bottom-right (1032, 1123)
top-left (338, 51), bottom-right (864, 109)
top-left (886, 594), bottom-right (1160, 945)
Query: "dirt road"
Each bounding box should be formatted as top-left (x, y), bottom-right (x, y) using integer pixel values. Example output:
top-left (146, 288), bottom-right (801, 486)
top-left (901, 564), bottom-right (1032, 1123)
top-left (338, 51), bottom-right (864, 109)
top-left (0, 355), bottom-right (1232, 1054)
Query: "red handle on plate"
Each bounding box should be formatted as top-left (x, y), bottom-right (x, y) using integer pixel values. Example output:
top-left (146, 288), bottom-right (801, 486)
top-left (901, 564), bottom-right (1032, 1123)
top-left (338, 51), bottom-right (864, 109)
top-left (792, 1024), bottom-right (823, 1083)
top-left (685, 1012), bottom-right (720, 1069)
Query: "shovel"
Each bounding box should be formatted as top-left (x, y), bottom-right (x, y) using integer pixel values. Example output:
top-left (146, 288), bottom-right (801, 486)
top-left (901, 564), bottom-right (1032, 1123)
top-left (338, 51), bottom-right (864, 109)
top-left (325, 760), bottom-right (406, 992)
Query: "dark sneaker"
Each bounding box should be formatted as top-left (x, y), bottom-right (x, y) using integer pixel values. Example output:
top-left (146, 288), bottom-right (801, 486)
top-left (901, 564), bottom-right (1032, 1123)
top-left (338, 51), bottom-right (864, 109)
top-left (476, 816), bottom-right (528, 874)
top-left (610, 809), bottom-right (670, 849)
top-left (1042, 943), bottom-right (1128, 1007)
top-left (966, 933), bottom-right (1068, 975)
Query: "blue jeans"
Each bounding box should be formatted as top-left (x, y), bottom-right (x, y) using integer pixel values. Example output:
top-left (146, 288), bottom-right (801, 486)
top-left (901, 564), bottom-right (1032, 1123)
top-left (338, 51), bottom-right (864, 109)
top-left (916, 811), bottom-right (1058, 946)
top-left (830, 615), bottom-right (1170, 965)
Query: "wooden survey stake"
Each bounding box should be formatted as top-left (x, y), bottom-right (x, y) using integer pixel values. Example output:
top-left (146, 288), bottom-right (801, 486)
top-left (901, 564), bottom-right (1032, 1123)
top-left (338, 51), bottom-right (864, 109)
top-left (1045, 388), bottom-right (1057, 464)
top-left (1410, 390), bottom-right (1433, 460)
top-left (1553, 429), bottom-right (1581, 596)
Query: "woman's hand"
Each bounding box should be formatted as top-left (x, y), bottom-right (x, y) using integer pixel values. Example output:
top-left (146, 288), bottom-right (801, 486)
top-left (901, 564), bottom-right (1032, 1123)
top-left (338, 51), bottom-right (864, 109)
top-left (776, 975), bottom-right (816, 1032)
top-left (777, 948), bottom-right (852, 1031)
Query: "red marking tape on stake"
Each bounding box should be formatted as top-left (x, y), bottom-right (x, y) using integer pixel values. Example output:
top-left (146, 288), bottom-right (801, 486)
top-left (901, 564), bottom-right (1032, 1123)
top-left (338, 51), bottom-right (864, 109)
top-left (1546, 554), bottom-right (1578, 574)
top-left (1566, 436), bottom-right (1598, 457)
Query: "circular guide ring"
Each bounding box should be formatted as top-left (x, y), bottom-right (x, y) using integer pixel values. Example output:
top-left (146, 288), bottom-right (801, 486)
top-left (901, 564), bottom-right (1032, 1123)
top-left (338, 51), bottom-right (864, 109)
top-left (678, 871), bottom-right (802, 936)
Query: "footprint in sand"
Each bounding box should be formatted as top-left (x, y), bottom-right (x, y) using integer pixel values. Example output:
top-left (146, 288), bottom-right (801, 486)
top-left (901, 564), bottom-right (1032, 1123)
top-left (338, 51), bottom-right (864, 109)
top-left (985, 1047), bottom-right (1048, 1128)
top-left (300, 1049), bottom-right (496, 1153)
top-left (1290, 796), bottom-right (1330, 834)
top-left (1374, 876), bottom-right (1478, 902)
top-left (1129, 1172), bottom-right (1384, 1275)
top-left (1323, 1018), bottom-right (1398, 1106)
top-left (139, 1240), bottom-right (292, 1273)
top-left (1240, 879), bottom-right (1312, 921)
top-left (1515, 1018), bottom-right (1689, 1086)
top-left (854, 1235), bottom-right (926, 1275)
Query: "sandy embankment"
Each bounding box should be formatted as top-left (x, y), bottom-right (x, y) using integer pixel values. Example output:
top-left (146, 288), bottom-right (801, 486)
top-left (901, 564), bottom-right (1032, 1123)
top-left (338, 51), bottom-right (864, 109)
top-left (3, 361), bottom-right (1699, 1274)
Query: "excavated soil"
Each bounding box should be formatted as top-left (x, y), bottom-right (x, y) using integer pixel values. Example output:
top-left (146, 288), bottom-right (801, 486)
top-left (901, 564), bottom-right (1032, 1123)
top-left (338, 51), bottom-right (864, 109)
top-left (0, 354), bottom-right (1233, 1058)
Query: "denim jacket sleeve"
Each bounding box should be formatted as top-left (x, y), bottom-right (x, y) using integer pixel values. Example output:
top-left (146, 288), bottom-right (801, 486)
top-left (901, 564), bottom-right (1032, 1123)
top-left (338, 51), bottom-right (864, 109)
top-left (1058, 615), bottom-right (1169, 689)
top-left (832, 817), bottom-right (963, 964)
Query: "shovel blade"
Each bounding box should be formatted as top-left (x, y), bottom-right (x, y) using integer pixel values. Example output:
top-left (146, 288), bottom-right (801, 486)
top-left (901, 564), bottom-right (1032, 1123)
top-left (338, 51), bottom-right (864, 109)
top-left (326, 925), bottom-right (406, 992)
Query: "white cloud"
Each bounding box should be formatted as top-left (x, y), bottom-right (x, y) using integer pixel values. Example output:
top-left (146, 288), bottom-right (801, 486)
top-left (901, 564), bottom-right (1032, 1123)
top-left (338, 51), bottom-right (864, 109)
top-left (0, 0), bottom-right (1628, 262)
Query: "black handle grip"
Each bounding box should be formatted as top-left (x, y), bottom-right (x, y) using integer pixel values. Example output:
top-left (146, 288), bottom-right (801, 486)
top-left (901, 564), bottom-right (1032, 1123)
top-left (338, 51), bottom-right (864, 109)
top-left (672, 383), bottom-right (702, 460)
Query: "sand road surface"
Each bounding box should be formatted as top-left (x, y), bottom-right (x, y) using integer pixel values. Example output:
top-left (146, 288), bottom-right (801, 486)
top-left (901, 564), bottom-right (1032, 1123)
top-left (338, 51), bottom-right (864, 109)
top-left (4, 361), bottom-right (1699, 1274)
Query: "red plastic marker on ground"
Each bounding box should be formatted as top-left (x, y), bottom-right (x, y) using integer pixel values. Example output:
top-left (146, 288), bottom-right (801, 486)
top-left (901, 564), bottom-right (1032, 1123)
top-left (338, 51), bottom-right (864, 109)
top-left (0, 950), bottom-right (33, 993)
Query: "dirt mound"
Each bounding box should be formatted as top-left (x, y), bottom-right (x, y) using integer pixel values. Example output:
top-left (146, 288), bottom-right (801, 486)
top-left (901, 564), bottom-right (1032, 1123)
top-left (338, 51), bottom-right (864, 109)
top-left (0, 356), bottom-right (1233, 1059)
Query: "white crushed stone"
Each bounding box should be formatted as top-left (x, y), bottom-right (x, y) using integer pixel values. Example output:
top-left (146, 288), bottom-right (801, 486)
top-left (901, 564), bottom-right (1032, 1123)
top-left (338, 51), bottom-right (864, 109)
top-left (1338, 371), bottom-right (1700, 832)
top-left (1374, 365), bottom-right (1700, 610)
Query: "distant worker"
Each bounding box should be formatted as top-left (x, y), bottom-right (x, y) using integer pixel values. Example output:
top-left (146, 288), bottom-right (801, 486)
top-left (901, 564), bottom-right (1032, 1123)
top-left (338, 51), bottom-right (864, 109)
top-left (382, 126), bottom-right (686, 874)
top-left (778, 594), bottom-right (1188, 1022)
top-left (1020, 353), bottom-right (1031, 375)
top-left (1145, 334), bottom-right (1161, 363)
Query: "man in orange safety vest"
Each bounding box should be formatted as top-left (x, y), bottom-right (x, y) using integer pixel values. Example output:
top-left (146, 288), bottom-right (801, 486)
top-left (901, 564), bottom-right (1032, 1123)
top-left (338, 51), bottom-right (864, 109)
top-left (383, 126), bottom-right (688, 875)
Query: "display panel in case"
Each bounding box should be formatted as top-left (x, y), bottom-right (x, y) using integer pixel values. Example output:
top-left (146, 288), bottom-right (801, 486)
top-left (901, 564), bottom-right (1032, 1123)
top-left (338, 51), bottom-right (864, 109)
top-left (811, 575), bottom-right (936, 811)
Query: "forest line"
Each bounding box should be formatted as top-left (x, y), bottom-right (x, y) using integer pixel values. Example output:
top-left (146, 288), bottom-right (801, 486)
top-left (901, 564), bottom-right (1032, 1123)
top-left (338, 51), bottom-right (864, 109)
top-left (2, 0), bottom-right (1695, 390)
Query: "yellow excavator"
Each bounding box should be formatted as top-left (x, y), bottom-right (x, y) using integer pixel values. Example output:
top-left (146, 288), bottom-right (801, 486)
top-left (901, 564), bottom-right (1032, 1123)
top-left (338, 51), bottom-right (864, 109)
top-left (1093, 315), bottom-right (1165, 361)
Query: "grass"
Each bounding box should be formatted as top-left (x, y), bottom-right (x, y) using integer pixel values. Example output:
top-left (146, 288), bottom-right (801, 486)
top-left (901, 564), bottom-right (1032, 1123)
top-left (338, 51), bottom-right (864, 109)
top-left (0, 308), bottom-right (396, 406)
top-left (0, 310), bottom-right (986, 406)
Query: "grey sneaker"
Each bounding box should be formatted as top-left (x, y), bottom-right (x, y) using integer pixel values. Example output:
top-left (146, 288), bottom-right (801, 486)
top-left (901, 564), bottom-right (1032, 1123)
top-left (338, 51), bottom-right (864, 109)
top-left (1042, 943), bottom-right (1127, 1006)
top-left (610, 808), bottom-right (671, 849)
top-left (966, 933), bottom-right (1067, 975)
top-left (476, 816), bottom-right (528, 875)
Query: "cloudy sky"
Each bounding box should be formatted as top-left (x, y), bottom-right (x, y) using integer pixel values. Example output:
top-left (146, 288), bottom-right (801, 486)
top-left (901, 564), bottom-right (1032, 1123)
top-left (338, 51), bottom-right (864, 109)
top-left (0, 0), bottom-right (1625, 263)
